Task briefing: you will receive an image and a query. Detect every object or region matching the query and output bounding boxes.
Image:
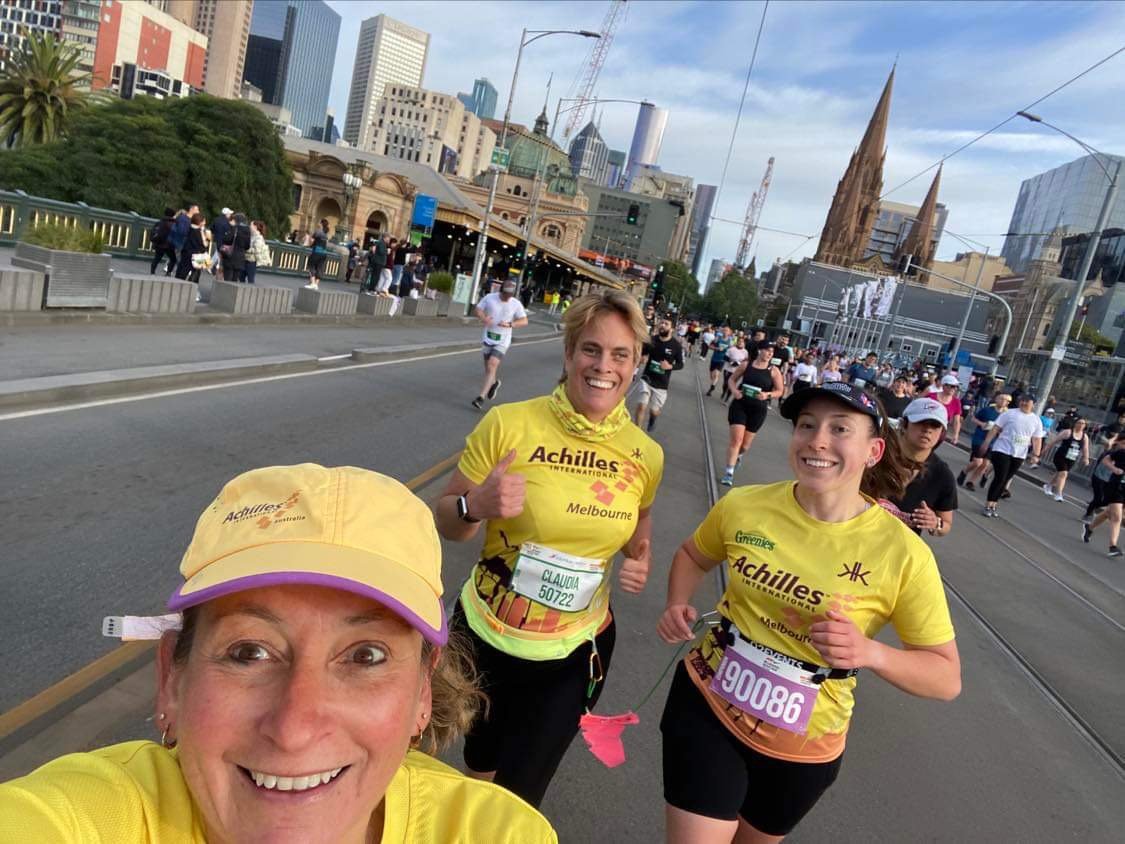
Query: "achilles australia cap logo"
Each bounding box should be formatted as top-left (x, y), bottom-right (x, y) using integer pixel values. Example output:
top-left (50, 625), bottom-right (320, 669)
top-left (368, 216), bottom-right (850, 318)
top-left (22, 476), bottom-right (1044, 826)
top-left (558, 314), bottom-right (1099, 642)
top-left (222, 491), bottom-right (303, 529)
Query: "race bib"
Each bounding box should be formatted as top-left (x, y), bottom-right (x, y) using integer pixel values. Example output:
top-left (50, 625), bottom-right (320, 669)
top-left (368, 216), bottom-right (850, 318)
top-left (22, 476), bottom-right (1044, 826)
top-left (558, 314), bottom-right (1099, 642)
top-left (982, 421), bottom-right (995, 430)
top-left (771, 358), bottom-right (782, 367)
top-left (709, 632), bottom-right (820, 734)
top-left (1014, 434), bottom-right (1031, 446)
top-left (511, 542), bottom-right (605, 613)
top-left (853, 378), bottom-right (867, 388)
top-left (1066, 443), bottom-right (1081, 461)
top-left (741, 384), bottom-right (762, 398)
top-left (486, 330), bottom-right (504, 342)
top-left (648, 360), bottom-right (665, 374)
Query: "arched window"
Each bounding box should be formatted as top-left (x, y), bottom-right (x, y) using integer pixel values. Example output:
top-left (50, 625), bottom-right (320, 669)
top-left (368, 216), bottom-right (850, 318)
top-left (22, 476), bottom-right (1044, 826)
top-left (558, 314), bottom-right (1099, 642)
top-left (512, 185), bottom-right (522, 197)
top-left (542, 223), bottom-right (562, 242)
top-left (500, 212), bottom-right (510, 220)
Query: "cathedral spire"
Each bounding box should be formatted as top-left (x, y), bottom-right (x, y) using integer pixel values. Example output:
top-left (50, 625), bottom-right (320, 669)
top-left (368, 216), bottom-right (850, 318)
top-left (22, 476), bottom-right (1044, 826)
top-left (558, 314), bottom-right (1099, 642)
top-left (814, 67), bottom-right (895, 268)
top-left (895, 164), bottom-right (942, 272)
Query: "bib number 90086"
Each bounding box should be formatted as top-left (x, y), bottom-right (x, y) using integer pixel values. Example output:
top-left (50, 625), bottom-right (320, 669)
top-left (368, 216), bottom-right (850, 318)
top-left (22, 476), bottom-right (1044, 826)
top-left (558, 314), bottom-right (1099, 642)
top-left (708, 640), bottom-right (820, 734)
top-left (716, 659), bottom-right (805, 724)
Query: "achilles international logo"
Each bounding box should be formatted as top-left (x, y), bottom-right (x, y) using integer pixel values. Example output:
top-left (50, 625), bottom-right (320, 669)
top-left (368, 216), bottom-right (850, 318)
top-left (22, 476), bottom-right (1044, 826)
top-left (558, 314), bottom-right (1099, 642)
top-left (734, 530), bottom-right (775, 551)
top-left (222, 491), bottom-right (303, 529)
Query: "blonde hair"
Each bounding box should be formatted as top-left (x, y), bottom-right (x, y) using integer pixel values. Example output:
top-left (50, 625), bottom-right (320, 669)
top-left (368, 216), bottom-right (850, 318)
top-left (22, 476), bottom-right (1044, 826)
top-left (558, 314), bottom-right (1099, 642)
top-left (560, 290), bottom-right (648, 362)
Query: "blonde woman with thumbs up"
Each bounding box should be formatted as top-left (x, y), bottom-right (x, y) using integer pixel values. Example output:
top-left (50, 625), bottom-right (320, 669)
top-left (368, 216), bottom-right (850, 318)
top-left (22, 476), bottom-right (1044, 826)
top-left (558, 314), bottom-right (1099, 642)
top-left (435, 290), bottom-right (665, 809)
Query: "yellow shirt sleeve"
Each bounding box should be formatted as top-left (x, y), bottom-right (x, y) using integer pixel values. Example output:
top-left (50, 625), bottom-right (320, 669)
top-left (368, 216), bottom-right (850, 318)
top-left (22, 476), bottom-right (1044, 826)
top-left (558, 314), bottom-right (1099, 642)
top-left (458, 406), bottom-right (505, 486)
top-left (640, 442), bottom-right (665, 509)
top-left (890, 548), bottom-right (956, 646)
top-left (691, 494), bottom-right (728, 561)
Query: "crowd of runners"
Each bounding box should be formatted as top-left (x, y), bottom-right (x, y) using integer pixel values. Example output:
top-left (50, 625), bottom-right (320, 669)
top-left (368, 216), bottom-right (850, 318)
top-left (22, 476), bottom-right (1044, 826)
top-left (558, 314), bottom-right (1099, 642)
top-left (7, 292), bottom-right (1122, 843)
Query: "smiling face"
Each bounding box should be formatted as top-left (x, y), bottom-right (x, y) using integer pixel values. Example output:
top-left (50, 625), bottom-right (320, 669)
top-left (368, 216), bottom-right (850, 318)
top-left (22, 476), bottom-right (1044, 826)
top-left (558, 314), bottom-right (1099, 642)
top-left (789, 398), bottom-right (884, 498)
top-left (564, 311), bottom-right (638, 422)
top-left (158, 585), bottom-right (430, 844)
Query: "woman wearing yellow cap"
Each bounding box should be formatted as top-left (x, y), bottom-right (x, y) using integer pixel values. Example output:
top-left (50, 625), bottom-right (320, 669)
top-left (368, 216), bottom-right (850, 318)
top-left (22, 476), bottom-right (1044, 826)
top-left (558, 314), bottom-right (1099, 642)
top-left (0, 464), bottom-right (556, 844)
top-left (436, 290), bottom-right (664, 808)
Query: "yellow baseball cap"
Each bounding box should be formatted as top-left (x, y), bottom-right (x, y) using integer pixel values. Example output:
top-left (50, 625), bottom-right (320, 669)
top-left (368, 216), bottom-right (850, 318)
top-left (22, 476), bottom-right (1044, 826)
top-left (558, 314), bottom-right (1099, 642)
top-left (167, 464), bottom-right (447, 645)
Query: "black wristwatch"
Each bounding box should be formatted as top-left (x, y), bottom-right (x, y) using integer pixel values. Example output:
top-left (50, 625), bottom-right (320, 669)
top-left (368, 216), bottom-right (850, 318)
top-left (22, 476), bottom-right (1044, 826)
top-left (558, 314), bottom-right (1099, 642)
top-left (456, 494), bottom-right (480, 523)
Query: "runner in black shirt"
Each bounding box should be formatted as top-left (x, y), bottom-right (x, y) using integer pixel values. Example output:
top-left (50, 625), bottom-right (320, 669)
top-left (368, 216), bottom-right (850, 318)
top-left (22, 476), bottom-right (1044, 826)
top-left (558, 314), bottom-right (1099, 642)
top-left (877, 374), bottom-right (912, 425)
top-left (633, 317), bottom-right (684, 432)
top-left (1083, 447), bottom-right (1125, 556)
top-left (889, 397), bottom-right (957, 536)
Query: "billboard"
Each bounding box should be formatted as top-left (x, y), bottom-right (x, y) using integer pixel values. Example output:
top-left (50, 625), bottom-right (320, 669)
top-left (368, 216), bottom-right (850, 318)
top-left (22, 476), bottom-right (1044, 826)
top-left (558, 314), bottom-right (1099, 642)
top-left (411, 194), bottom-right (437, 228)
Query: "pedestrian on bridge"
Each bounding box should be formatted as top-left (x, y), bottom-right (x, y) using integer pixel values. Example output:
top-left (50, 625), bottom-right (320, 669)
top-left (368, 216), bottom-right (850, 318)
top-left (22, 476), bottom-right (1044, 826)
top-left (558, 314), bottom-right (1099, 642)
top-left (657, 382), bottom-right (960, 843)
top-left (0, 464), bottom-right (557, 843)
top-left (436, 290), bottom-right (664, 809)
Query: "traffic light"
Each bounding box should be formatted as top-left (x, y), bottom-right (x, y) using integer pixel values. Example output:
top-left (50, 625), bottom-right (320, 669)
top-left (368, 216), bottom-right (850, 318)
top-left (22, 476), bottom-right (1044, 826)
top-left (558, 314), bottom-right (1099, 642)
top-left (651, 265), bottom-right (666, 297)
top-left (626, 203), bottom-right (640, 225)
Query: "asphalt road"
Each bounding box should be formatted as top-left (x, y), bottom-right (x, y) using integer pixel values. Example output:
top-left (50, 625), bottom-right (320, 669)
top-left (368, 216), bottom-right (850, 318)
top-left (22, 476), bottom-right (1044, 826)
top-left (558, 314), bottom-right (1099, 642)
top-left (2, 344), bottom-right (1123, 841)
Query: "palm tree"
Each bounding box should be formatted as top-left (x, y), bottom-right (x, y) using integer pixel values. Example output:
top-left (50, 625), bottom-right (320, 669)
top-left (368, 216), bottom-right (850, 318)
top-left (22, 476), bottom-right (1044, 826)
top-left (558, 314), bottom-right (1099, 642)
top-left (0, 30), bottom-right (100, 148)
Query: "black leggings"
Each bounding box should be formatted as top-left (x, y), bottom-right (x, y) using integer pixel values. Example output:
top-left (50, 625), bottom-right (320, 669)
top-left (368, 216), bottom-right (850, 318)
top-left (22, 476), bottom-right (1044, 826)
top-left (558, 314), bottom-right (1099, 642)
top-left (988, 452), bottom-right (1023, 503)
top-left (452, 602), bottom-right (616, 808)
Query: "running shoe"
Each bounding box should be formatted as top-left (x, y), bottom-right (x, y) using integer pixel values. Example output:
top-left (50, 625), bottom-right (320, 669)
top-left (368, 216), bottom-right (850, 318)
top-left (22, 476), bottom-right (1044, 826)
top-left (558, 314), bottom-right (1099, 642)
top-left (471, 397), bottom-right (484, 410)
top-left (1082, 524), bottom-right (1092, 543)
top-left (1000, 490), bottom-right (1012, 500)
top-left (965, 481), bottom-right (976, 491)
top-left (1042, 484), bottom-right (1053, 497)
top-left (1109, 545), bottom-right (1122, 558)
top-left (720, 470), bottom-right (734, 486)
top-left (1054, 494), bottom-right (1065, 502)
top-left (957, 471), bottom-right (966, 487)
top-left (981, 507), bottom-right (993, 517)
top-left (487, 379), bottom-right (502, 400)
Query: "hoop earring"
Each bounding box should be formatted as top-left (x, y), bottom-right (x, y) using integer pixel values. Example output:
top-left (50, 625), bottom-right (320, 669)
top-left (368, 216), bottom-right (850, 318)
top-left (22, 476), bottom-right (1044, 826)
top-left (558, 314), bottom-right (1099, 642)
top-left (160, 726), bottom-right (176, 748)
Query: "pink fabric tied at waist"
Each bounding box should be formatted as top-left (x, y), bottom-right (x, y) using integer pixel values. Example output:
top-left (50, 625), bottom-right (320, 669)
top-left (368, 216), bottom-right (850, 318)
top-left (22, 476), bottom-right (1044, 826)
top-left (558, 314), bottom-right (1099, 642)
top-left (579, 711), bottom-right (640, 768)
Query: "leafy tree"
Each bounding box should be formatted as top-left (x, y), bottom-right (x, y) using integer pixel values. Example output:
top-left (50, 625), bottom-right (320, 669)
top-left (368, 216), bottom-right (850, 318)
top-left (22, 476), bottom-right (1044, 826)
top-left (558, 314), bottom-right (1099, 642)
top-left (0, 31), bottom-right (101, 148)
top-left (703, 269), bottom-right (758, 326)
top-left (660, 259), bottom-right (702, 313)
top-left (1069, 320), bottom-right (1114, 351)
top-left (0, 95), bottom-right (295, 235)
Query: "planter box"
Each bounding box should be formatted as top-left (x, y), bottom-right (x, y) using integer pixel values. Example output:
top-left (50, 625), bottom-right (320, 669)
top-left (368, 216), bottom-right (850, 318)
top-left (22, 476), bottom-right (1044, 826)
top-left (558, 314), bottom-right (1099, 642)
top-left (356, 293), bottom-right (397, 317)
top-left (433, 293), bottom-right (452, 317)
top-left (108, 274), bottom-right (195, 314)
top-left (210, 279), bottom-right (293, 315)
top-left (295, 286), bottom-right (358, 316)
top-left (402, 296), bottom-right (437, 317)
top-left (12, 241), bottom-right (112, 308)
top-left (0, 267), bottom-right (46, 311)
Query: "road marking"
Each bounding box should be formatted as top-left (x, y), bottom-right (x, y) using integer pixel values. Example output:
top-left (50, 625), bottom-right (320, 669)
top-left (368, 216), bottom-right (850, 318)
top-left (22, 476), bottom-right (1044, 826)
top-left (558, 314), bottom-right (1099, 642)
top-left (0, 337), bottom-right (559, 422)
top-left (317, 353), bottom-right (353, 361)
top-left (0, 450), bottom-right (463, 742)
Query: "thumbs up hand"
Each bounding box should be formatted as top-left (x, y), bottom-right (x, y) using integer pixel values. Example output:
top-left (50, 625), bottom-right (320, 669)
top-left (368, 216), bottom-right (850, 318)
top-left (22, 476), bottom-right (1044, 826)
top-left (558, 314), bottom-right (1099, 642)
top-left (619, 538), bottom-right (651, 594)
top-left (468, 449), bottom-right (525, 520)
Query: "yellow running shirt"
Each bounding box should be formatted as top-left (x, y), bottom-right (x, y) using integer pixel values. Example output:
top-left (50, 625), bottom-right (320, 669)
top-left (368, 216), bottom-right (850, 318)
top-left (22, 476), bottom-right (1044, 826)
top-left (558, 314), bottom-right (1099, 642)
top-left (458, 396), bottom-right (663, 660)
top-left (687, 481), bottom-right (954, 762)
top-left (0, 741), bottom-right (557, 842)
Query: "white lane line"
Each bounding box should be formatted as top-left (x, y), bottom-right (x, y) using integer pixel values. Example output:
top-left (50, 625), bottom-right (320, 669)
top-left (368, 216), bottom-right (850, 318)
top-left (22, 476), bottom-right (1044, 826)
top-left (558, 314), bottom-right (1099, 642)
top-left (317, 353), bottom-right (353, 361)
top-left (0, 337), bottom-right (559, 422)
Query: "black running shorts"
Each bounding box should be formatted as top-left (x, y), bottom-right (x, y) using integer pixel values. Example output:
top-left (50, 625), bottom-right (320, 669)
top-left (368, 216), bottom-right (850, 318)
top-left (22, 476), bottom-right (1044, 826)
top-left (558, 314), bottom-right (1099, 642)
top-left (727, 397), bottom-right (768, 433)
top-left (661, 663), bottom-right (842, 835)
top-left (452, 601), bottom-right (616, 809)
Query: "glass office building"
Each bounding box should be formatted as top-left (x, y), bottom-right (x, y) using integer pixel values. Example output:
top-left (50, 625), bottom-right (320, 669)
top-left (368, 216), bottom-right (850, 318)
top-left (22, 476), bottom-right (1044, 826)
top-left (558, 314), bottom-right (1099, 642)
top-left (1001, 153), bottom-right (1125, 274)
top-left (244, 0), bottom-right (340, 138)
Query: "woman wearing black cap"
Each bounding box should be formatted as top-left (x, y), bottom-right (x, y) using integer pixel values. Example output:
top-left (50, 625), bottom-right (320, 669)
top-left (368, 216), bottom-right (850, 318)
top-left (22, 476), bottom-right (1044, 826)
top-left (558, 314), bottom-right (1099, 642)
top-left (721, 340), bottom-right (785, 486)
top-left (657, 382), bottom-right (960, 842)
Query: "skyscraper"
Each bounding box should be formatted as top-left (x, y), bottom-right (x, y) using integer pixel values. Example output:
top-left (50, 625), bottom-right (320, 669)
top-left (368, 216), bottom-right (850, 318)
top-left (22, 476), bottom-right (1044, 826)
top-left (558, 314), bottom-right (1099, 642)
top-left (243, 0), bottom-right (340, 138)
top-left (60, 1), bottom-right (99, 84)
top-left (457, 77), bottom-right (498, 120)
top-left (0, 1), bottom-right (61, 73)
top-left (687, 183), bottom-right (717, 277)
top-left (343, 14), bottom-right (430, 150)
top-left (606, 149), bottom-right (626, 189)
top-left (814, 68), bottom-right (894, 269)
top-left (623, 101), bottom-right (668, 190)
top-left (1000, 153), bottom-right (1125, 274)
top-left (569, 121), bottom-right (609, 184)
top-left (164, 0), bottom-right (253, 100)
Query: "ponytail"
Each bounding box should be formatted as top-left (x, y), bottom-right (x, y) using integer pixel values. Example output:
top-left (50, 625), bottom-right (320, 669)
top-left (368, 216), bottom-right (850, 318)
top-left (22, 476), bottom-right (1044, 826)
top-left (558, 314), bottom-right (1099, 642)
top-left (861, 398), bottom-right (920, 501)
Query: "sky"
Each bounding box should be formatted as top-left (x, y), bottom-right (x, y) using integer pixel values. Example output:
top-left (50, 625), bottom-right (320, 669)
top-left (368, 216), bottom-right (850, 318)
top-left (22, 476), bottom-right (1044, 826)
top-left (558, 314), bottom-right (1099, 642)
top-left (323, 0), bottom-right (1125, 276)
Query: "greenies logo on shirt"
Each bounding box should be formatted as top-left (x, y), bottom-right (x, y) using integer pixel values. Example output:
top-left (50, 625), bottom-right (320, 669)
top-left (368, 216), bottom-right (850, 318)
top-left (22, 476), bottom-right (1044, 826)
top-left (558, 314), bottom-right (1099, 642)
top-left (734, 530), bottom-right (775, 551)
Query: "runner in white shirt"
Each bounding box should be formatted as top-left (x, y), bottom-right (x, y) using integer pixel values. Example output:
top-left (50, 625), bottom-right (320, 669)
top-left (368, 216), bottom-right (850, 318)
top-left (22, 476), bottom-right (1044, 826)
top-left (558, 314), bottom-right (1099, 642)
top-left (472, 279), bottom-right (529, 410)
top-left (792, 352), bottom-right (818, 393)
top-left (978, 394), bottom-right (1044, 517)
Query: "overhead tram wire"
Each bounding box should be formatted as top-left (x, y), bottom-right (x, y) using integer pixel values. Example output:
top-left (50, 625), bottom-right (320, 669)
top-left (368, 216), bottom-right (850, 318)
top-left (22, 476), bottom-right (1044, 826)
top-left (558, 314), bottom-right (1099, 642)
top-left (880, 42), bottom-right (1125, 202)
top-left (708, 1), bottom-right (769, 226)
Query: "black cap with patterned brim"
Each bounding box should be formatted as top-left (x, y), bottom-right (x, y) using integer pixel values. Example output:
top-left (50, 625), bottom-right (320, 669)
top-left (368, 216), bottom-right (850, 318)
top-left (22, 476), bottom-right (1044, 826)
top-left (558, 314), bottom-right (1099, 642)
top-left (780, 382), bottom-right (883, 427)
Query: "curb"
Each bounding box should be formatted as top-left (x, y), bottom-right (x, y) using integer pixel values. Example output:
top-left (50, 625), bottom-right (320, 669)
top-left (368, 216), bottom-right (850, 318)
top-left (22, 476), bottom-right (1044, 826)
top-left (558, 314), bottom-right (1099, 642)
top-left (2, 310), bottom-right (477, 328)
top-left (0, 332), bottom-right (560, 411)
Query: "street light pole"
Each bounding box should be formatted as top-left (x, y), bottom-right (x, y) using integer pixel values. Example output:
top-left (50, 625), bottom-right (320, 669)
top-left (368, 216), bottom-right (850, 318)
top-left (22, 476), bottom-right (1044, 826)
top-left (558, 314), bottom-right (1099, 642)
top-left (1016, 111), bottom-right (1122, 412)
top-left (467, 28), bottom-right (599, 314)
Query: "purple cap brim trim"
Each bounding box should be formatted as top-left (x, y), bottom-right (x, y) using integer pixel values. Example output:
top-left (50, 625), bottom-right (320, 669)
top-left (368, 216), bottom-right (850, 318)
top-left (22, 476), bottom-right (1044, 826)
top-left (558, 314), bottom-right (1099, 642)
top-left (167, 572), bottom-right (448, 646)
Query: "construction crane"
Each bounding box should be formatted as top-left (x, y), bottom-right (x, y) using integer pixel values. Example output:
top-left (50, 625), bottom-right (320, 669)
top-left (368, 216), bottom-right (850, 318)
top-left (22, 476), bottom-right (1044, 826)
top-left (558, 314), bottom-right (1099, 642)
top-left (561, 0), bottom-right (627, 143)
top-left (735, 156), bottom-right (774, 270)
